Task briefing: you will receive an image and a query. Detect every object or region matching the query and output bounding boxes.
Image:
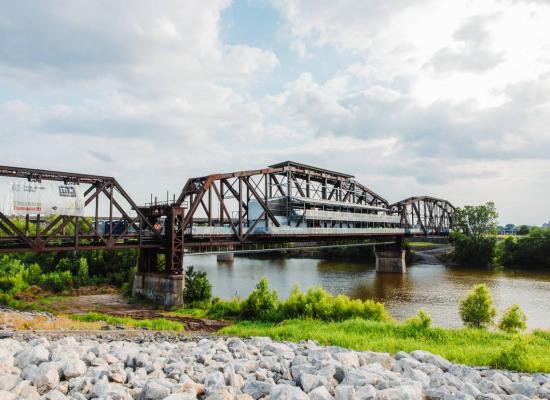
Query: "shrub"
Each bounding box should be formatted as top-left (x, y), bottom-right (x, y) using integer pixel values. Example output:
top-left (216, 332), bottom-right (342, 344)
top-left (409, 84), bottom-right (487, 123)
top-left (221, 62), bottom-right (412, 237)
top-left (55, 257), bottom-right (74, 272)
top-left (27, 263), bottom-right (43, 286)
top-left (76, 258), bottom-right (89, 286)
top-left (361, 299), bottom-right (389, 322)
top-left (0, 277), bottom-right (16, 293)
top-left (491, 339), bottom-right (528, 371)
top-left (207, 298), bottom-right (242, 319)
top-left (0, 258), bottom-right (28, 294)
top-left (0, 293), bottom-right (27, 308)
top-left (406, 309), bottom-right (432, 330)
top-left (459, 283), bottom-right (496, 328)
top-left (499, 304), bottom-right (527, 334)
top-left (39, 270), bottom-right (73, 292)
top-left (499, 228), bottom-right (550, 268)
top-left (280, 285), bottom-right (307, 319)
top-left (241, 278), bottom-right (279, 320)
top-left (279, 285), bottom-right (388, 322)
top-left (182, 266), bottom-right (212, 303)
top-left (302, 287), bottom-right (334, 320)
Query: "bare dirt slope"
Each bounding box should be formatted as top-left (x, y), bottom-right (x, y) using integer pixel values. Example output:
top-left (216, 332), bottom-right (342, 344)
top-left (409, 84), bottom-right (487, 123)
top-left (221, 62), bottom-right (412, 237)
top-left (37, 291), bottom-right (228, 332)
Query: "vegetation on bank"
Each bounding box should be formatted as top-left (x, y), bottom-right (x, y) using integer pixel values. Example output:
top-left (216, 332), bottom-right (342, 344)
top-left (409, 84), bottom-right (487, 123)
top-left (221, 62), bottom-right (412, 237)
top-left (451, 202), bottom-right (550, 269)
top-left (0, 249), bottom-right (137, 307)
top-left (202, 278), bottom-right (389, 323)
top-left (70, 312), bottom-right (184, 331)
top-left (221, 319), bottom-right (550, 372)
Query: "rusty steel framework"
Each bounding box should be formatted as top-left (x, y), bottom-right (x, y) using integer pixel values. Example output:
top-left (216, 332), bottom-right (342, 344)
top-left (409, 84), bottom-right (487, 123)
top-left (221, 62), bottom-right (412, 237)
top-left (0, 165), bottom-right (164, 253)
top-left (0, 162), bottom-right (454, 275)
top-left (175, 161), bottom-right (389, 239)
top-left (390, 196), bottom-right (455, 236)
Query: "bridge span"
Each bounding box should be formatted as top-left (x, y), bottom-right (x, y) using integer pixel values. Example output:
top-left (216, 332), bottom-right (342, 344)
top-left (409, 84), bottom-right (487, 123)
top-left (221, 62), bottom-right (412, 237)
top-left (0, 161), bottom-right (454, 306)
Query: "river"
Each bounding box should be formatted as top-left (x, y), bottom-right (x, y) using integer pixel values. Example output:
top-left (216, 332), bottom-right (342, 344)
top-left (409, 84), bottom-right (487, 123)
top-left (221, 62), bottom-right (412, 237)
top-left (186, 252), bottom-right (550, 330)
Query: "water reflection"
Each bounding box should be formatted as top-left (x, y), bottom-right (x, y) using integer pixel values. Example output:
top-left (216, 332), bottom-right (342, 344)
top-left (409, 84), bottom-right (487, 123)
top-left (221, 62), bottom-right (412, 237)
top-left (186, 255), bottom-right (550, 329)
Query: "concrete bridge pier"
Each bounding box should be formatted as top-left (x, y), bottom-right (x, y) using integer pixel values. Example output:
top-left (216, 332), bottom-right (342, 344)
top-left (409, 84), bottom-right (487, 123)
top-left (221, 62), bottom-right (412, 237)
top-left (217, 246), bottom-right (235, 262)
top-left (375, 239), bottom-right (406, 273)
top-left (132, 248), bottom-right (184, 308)
top-left (131, 273), bottom-right (184, 307)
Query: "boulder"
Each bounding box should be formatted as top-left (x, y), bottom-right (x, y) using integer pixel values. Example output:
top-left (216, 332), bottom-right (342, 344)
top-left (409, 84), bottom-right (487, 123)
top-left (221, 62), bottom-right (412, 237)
top-left (205, 387), bottom-right (236, 400)
top-left (334, 385), bottom-right (355, 400)
top-left (243, 380), bottom-right (273, 399)
top-left (30, 362), bottom-right (60, 394)
top-left (0, 390), bottom-right (16, 400)
top-left (335, 352), bottom-right (360, 368)
top-left (308, 385), bottom-right (332, 400)
top-left (355, 385), bottom-right (377, 400)
top-left (507, 381), bottom-right (539, 398)
top-left (43, 389), bottom-right (68, 400)
top-left (62, 358), bottom-right (87, 379)
top-left (165, 393), bottom-right (198, 400)
top-left (409, 350), bottom-right (450, 371)
top-left (139, 380), bottom-right (171, 400)
top-left (447, 365), bottom-right (481, 384)
top-left (0, 374), bottom-right (19, 391)
top-left (300, 373), bottom-right (323, 393)
top-left (14, 345), bottom-right (49, 368)
top-left (375, 385), bottom-right (422, 400)
top-left (271, 384), bottom-right (309, 400)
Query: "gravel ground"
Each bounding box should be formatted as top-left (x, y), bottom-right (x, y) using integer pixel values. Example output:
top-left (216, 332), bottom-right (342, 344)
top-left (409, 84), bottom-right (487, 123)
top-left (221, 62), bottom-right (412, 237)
top-left (1, 332), bottom-right (549, 400)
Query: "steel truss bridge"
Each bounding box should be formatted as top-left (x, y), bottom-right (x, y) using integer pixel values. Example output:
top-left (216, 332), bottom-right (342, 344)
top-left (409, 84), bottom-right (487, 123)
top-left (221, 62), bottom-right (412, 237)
top-left (0, 162), bottom-right (454, 274)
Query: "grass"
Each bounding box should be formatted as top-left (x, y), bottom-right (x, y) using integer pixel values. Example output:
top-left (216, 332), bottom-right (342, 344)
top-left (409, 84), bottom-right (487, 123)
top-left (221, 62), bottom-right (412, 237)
top-left (171, 307), bottom-right (209, 318)
top-left (70, 312), bottom-right (185, 331)
top-left (221, 318), bottom-right (550, 373)
top-left (407, 241), bottom-right (446, 249)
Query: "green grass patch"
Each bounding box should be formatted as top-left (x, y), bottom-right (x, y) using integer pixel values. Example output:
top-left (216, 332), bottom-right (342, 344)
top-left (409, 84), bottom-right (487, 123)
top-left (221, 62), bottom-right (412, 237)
top-left (221, 318), bottom-right (550, 373)
top-left (407, 241), bottom-right (445, 249)
top-left (70, 312), bottom-right (184, 331)
top-left (170, 307), bottom-right (208, 318)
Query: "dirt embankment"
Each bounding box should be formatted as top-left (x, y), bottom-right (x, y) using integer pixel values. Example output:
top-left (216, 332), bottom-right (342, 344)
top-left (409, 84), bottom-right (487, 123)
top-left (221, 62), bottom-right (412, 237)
top-left (4, 289), bottom-right (228, 333)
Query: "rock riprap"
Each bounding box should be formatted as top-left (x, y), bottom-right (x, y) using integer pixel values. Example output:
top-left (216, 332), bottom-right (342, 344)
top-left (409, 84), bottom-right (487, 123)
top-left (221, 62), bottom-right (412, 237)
top-left (0, 335), bottom-right (548, 399)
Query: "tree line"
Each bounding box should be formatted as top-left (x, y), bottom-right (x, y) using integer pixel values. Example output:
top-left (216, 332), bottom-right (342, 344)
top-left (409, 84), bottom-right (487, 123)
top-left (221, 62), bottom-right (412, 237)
top-left (451, 202), bottom-right (550, 268)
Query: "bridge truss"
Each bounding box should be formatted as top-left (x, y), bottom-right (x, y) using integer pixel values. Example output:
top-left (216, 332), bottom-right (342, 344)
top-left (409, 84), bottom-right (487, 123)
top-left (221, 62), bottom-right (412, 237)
top-left (390, 196), bottom-right (455, 236)
top-left (0, 162), bottom-right (454, 274)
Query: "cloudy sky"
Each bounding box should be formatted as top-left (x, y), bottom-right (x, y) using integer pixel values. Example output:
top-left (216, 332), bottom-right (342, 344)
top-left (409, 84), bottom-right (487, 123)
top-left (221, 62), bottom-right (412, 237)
top-left (1, 0), bottom-right (549, 225)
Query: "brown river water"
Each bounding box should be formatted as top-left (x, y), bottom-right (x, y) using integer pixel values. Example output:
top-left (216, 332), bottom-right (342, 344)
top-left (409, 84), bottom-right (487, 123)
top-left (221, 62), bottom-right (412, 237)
top-left (186, 253), bottom-right (550, 330)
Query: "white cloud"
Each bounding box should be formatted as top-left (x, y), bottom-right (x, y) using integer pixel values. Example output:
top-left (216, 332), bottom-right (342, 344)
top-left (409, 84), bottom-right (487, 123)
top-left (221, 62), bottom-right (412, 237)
top-left (0, 1), bottom-right (280, 196)
top-left (1, 0), bottom-right (549, 224)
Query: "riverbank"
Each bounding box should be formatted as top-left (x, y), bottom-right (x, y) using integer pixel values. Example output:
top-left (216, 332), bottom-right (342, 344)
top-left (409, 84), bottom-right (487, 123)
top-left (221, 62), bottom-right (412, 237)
top-left (2, 332), bottom-right (549, 400)
top-left (222, 319), bottom-right (550, 373)
top-left (3, 302), bottom-right (550, 374)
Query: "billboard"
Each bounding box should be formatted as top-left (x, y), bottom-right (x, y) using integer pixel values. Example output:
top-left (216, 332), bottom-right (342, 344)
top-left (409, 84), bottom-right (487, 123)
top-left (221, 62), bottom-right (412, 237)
top-left (5, 181), bottom-right (85, 217)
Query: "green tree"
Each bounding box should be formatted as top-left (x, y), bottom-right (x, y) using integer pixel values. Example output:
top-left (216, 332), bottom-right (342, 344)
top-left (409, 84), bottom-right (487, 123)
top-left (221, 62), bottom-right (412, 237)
top-left (499, 227), bottom-right (550, 268)
top-left (452, 202), bottom-right (499, 266)
top-left (453, 202), bottom-right (498, 239)
top-left (459, 284), bottom-right (496, 328)
top-left (515, 225), bottom-right (530, 236)
top-left (452, 233), bottom-right (496, 267)
top-left (498, 304), bottom-right (527, 334)
top-left (182, 266), bottom-right (212, 303)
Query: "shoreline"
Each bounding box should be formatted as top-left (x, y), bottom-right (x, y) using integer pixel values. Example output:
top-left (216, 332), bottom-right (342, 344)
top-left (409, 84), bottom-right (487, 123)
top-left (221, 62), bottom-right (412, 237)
top-left (2, 332), bottom-right (549, 399)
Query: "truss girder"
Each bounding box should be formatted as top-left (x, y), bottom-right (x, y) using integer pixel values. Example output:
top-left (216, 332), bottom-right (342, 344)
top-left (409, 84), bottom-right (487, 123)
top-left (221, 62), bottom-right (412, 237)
top-left (390, 196), bottom-right (455, 236)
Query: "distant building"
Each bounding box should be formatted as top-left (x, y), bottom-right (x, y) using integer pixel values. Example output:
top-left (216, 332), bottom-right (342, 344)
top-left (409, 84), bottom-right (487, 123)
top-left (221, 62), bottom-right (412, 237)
top-left (543, 221), bottom-right (550, 229)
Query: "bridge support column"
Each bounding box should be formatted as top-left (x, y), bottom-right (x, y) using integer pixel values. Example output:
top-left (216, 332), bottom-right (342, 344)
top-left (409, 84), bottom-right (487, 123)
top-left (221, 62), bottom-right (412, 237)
top-left (375, 239), bottom-right (406, 273)
top-left (132, 272), bottom-right (184, 308)
top-left (217, 246), bottom-right (235, 262)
